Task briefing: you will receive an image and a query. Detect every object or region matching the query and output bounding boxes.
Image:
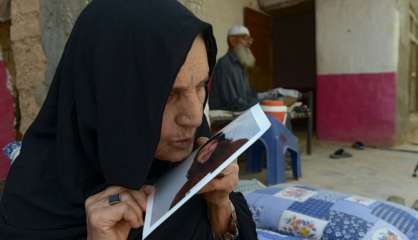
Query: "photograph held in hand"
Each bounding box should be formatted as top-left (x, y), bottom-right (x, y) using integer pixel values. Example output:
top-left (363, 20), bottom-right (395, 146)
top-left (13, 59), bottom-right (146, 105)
top-left (143, 104), bottom-right (270, 239)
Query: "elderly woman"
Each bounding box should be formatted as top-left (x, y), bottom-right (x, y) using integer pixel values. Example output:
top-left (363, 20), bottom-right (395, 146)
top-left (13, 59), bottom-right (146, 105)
top-left (0, 0), bottom-right (257, 239)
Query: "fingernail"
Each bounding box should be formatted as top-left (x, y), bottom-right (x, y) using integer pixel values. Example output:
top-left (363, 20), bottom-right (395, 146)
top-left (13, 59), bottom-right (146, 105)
top-left (215, 174), bottom-right (225, 179)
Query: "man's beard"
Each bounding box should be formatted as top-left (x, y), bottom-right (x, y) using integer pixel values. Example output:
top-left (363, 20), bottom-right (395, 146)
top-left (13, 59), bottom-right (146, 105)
top-left (233, 44), bottom-right (256, 68)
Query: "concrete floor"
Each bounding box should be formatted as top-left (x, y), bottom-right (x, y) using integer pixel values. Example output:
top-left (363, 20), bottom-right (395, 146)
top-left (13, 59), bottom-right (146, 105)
top-left (239, 139), bottom-right (418, 206)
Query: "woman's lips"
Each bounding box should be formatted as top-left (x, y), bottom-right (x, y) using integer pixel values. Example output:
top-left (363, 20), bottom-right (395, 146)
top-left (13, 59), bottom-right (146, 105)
top-left (171, 138), bottom-right (193, 149)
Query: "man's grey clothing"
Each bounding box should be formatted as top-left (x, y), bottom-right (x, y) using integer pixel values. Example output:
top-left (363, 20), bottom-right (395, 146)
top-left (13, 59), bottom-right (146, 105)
top-left (209, 52), bottom-right (258, 111)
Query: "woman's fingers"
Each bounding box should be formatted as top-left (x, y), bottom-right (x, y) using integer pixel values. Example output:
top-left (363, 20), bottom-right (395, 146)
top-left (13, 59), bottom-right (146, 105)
top-left (117, 203), bottom-right (143, 228)
top-left (196, 137), bottom-right (209, 146)
top-left (89, 192), bottom-right (143, 222)
top-left (200, 163), bottom-right (239, 193)
top-left (85, 186), bottom-right (126, 208)
top-left (205, 174), bottom-right (238, 192)
top-left (220, 162), bottom-right (239, 175)
top-left (85, 185), bottom-right (155, 240)
top-left (142, 185), bottom-right (155, 195)
top-left (130, 185), bottom-right (154, 211)
top-left (88, 201), bottom-right (142, 230)
top-left (85, 185), bottom-right (154, 231)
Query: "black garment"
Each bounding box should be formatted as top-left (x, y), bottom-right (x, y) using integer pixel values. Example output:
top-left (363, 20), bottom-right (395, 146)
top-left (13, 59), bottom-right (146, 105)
top-left (209, 51), bottom-right (258, 111)
top-left (128, 192), bottom-right (256, 240)
top-left (0, 0), bottom-right (256, 239)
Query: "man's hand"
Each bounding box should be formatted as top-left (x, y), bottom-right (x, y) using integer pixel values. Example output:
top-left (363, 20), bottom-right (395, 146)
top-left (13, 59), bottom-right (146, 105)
top-left (196, 137), bottom-right (239, 235)
top-left (85, 185), bottom-right (154, 240)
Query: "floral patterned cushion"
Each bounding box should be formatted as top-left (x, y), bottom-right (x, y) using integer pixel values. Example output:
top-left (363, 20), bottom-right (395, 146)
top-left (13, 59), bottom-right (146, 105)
top-left (245, 185), bottom-right (418, 240)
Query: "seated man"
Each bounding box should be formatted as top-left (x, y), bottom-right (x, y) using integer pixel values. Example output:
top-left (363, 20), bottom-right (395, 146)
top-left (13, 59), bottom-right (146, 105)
top-left (209, 25), bottom-right (300, 112)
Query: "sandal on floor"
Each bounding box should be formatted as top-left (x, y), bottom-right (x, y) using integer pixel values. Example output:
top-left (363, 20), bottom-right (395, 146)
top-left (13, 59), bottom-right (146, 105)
top-left (352, 141), bottom-right (365, 150)
top-left (330, 148), bottom-right (352, 159)
top-left (412, 200), bottom-right (418, 211)
top-left (387, 195), bottom-right (406, 206)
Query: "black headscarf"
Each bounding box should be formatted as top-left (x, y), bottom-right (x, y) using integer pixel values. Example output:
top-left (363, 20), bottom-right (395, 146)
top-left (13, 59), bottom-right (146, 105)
top-left (0, 0), bottom-right (257, 239)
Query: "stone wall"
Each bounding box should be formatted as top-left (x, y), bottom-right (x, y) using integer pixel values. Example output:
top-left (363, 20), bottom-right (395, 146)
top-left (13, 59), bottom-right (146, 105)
top-left (10, 0), bottom-right (47, 134)
top-left (39, 0), bottom-right (91, 85)
top-left (9, 0), bottom-right (91, 134)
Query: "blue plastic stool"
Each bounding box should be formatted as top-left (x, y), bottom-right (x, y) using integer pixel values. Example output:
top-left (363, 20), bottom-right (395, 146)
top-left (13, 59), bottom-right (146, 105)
top-left (245, 116), bottom-right (301, 185)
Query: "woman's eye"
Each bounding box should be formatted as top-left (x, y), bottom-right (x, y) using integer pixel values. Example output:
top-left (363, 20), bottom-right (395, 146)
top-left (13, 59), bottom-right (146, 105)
top-left (168, 92), bottom-right (179, 101)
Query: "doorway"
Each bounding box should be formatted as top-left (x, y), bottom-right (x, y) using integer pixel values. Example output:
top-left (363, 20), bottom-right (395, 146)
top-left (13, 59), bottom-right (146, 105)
top-left (271, 2), bottom-right (316, 93)
top-left (244, 2), bottom-right (316, 91)
top-left (244, 7), bottom-right (273, 92)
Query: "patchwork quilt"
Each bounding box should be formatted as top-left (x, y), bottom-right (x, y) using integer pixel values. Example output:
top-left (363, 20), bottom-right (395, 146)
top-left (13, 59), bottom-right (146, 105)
top-left (257, 229), bottom-right (303, 240)
top-left (246, 185), bottom-right (418, 240)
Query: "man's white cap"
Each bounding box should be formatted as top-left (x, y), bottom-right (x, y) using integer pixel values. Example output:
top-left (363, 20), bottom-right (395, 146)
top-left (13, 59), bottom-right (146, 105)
top-left (227, 25), bottom-right (251, 36)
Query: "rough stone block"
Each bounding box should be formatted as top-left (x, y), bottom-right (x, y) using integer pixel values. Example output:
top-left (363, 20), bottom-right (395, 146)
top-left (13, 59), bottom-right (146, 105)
top-left (11, 0), bottom-right (40, 17)
top-left (10, 12), bottom-right (41, 41)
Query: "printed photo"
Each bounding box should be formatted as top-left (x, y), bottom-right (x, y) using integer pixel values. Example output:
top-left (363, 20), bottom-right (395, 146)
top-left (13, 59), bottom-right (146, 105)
top-left (143, 104), bottom-right (270, 239)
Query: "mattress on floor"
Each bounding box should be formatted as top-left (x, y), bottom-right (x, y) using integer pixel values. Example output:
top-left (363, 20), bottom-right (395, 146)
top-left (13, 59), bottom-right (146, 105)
top-left (245, 184), bottom-right (418, 240)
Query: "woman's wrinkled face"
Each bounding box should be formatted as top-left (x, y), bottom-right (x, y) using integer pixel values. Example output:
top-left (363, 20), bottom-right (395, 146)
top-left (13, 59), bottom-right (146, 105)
top-left (154, 35), bottom-right (209, 162)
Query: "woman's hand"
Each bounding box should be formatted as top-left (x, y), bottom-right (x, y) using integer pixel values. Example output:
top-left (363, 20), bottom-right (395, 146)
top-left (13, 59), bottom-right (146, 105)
top-left (85, 185), bottom-right (154, 240)
top-left (196, 137), bottom-right (239, 205)
top-left (200, 162), bottom-right (239, 206)
top-left (196, 137), bottom-right (239, 235)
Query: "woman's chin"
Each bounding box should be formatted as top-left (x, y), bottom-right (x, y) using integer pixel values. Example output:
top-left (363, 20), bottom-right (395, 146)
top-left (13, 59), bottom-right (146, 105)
top-left (160, 148), bottom-right (193, 162)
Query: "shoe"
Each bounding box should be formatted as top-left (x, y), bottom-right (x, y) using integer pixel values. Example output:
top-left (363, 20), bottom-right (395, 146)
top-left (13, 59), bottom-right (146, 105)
top-left (352, 141), bottom-right (365, 150)
top-left (412, 200), bottom-right (418, 211)
top-left (387, 195), bottom-right (406, 206)
top-left (330, 148), bottom-right (352, 159)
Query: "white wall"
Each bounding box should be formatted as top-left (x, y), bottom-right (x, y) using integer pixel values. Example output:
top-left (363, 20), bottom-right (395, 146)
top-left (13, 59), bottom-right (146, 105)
top-left (316, 0), bottom-right (400, 74)
top-left (195, 0), bottom-right (261, 58)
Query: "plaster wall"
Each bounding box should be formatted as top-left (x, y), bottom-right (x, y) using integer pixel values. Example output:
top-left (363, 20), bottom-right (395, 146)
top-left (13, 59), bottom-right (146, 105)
top-left (316, 0), bottom-right (400, 146)
top-left (187, 0), bottom-right (261, 58)
top-left (317, 0), bottom-right (399, 74)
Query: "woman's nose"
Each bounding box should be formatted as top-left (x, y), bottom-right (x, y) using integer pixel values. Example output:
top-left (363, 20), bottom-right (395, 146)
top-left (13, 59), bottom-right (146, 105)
top-left (177, 94), bottom-right (203, 128)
